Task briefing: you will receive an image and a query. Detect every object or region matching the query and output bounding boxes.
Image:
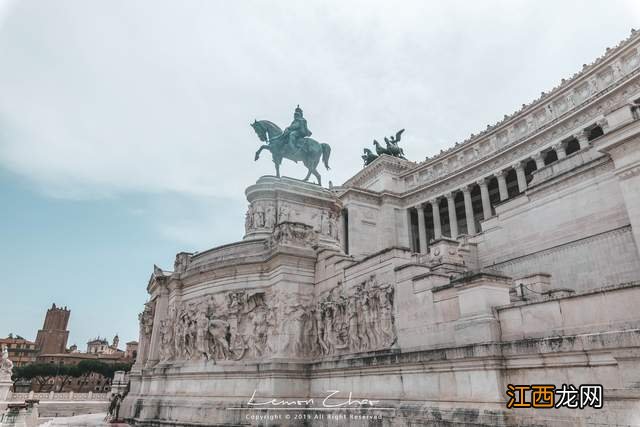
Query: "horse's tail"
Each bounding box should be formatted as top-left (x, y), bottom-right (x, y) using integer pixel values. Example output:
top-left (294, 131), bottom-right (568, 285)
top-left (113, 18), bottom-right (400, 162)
top-left (322, 143), bottom-right (331, 170)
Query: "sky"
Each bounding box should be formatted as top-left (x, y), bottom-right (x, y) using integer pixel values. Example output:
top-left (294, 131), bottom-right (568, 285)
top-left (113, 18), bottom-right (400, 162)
top-left (0, 0), bottom-right (638, 349)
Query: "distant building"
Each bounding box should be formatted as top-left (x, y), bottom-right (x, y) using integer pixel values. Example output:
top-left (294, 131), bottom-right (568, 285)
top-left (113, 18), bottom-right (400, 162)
top-left (87, 335), bottom-right (121, 355)
top-left (125, 341), bottom-right (138, 361)
top-left (86, 337), bottom-right (110, 354)
top-left (34, 303), bottom-right (70, 355)
top-left (35, 350), bottom-right (134, 393)
top-left (19, 305), bottom-right (135, 393)
top-left (0, 335), bottom-right (38, 367)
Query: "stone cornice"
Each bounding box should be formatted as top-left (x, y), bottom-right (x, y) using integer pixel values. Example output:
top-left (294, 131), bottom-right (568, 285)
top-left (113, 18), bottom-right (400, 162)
top-left (247, 175), bottom-right (340, 207)
top-left (593, 110), bottom-right (640, 180)
top-left (496, 280), bottom-right (640, 311)
top-left (400, 75), bottom-right (640, 207)
top-left (399, 30), bottom-right (640, 184)
top-left (339, 186), bottom-right (404, 206)
top-left (343, 154), bottom-right (416, 189)
top-left (146, 265), bottom-right (171, 294)
top-left (594, 110), bottom-right (640, 153)
top-left (180, 249), bottom-right (318, 288)
top-left (617, 163), bottom-right (640, 180)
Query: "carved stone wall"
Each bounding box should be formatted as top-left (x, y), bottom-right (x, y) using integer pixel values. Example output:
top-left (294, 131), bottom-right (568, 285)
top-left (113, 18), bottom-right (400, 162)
top-left (243, 176), bottom-right (342, 249)
top-left (155, 274), bottom-right (396, 364)
top-left (135, 301), bottom-right (155, 367)
top-left (312, 275), bottom-right (396, 356)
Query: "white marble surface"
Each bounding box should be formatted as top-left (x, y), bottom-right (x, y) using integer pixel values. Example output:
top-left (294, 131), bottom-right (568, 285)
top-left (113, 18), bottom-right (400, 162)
top-left (40, 413), bottom-right (128, 426)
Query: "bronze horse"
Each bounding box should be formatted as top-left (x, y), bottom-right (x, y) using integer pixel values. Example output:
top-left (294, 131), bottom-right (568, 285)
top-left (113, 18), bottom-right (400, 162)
top-left (251, 120), bottom-right (331, 185)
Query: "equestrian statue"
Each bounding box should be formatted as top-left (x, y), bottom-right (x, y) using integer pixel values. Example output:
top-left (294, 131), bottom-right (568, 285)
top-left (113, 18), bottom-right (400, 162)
top-left (251, 105), bottom-right (331, 186)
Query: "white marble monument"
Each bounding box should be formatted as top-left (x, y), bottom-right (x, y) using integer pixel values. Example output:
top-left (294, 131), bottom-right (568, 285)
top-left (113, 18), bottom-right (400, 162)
top-left (122, 30), bottom-right (640, 426)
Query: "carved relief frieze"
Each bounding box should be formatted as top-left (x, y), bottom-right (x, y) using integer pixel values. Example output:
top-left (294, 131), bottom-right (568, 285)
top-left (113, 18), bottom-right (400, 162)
top-left (312, 276), bottom-right (396, 356)
top-left (245, 200), bottom-right (277, 233)
top-left (159, 290), bottom-right (272, 363)
top-left (155, 275), bottom-right (396, 363)
top-left (138, 302), bottom-right (155, 339)
top-left (269, 221), bottom-right (318, 249)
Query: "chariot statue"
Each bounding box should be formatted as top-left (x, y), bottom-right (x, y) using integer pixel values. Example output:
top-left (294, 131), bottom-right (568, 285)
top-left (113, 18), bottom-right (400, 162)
top-left (362, 129), bottom-right (407, 166)
top-left (251, 105), bottom-right (332, 186)
top-left (372, 129), bottom-right (407, 159)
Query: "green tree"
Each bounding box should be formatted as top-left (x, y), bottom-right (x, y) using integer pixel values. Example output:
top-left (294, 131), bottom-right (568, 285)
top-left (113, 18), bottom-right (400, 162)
top-left (12, 363), bottom-right (79, 392)
top-left (12, 360), bottom-right (132, 392)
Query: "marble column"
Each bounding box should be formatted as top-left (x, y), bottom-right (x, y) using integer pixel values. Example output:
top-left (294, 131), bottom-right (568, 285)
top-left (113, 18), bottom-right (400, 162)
top-left (406, 209), bottom-right (415, 252)
top-left (446, 192), bottom-right (458, 239)
top-left (533, 153), bottom-right (545, 170)
top-left (478, 179), bottom-right (492, 220)
top-left (597, 118), bottom-right (610, 133)
top-left (416, 205), bottom-right (428, 254)
top-left (462, 186), bottom-right (476, 235)
top-left (576, 131), bottom-right (590, 150)
top-left (496, 171), bottom-right (508, 201)
top-left (431, 199), bottom-right (442, 240)
top-left (555, 142), bottom-right (567, 160)
top-left (514, 163), bottom-right (527, 193)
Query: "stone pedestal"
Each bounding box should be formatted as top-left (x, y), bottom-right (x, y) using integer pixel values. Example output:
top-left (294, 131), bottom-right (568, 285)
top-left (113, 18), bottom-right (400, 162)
top-left (0, 379), bottom-right (12, 402)
top-left (0, 402), bottom-right (38, 427)
top-left (450, 272), bottom-right (512, 345)
top-left (110, 371), bottom-right (129, 396)
top-left (427, 238), bottom-right (467, 274)
top-left (514, 273), bottom-right (551, 300)
top-left (243, 176), bottom-right (343, 250)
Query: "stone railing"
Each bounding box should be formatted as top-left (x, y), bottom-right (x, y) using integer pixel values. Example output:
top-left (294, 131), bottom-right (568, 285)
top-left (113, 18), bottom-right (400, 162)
top-left (9, 390), bottom-right (110, 401)
top-left (188, 239), bottom-right (269, 270)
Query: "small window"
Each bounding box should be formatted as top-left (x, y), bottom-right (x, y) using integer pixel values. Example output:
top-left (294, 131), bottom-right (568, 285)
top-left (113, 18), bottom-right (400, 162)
top-left (544, 150), bottom-right (558, 165)
top-left (587, 125), bottom-right (604, 141)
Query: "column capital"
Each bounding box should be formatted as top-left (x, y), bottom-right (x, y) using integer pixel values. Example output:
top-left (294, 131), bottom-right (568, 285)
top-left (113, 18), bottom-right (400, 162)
top-left (476, 178), bottom-right (488, 188)
top-left (574, 130), bottom-right (589, 142)
top-left (512, 161), bottom-right (524, 171)
top-left (553, 141), bottom-right (566, 150)
top-left (494, 169), bottom-right (506, 178)
top-left (596, 118), bottom-right (609, 131)
top-left (461, 185), bottom-right (471, 195)
top-left (532, 152), bottom-right (543, 160)
top-left (415, 204), bottom-right (424, 212)
top-left (445, 191), bottom-right (456, 200)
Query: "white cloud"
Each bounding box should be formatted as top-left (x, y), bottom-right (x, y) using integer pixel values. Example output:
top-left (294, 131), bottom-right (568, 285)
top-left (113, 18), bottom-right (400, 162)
top-left (0, 0), bottom-right (638, 202)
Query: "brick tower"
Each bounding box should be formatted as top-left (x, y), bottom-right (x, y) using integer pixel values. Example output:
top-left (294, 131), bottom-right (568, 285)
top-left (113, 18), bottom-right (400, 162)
top-left (35, 303), bottom-right (70, 355)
